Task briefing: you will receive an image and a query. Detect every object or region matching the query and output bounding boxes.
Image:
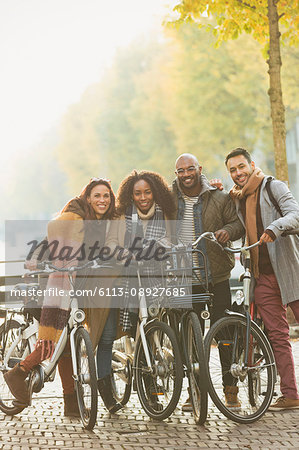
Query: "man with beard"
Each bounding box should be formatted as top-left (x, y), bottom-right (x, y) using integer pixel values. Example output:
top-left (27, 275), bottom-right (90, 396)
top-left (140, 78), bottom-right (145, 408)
top-left (172, 153), bottom-right (244, 411)
top-left (226, 147), bottom-right (299, 411)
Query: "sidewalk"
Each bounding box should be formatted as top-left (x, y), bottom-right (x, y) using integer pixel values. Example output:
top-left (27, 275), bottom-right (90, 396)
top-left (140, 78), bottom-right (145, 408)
top-left (0, 340), bottom-right (298, 450)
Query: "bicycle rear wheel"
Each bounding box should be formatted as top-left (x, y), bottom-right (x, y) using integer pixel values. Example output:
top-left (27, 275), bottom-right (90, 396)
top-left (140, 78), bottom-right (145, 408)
top-left (134, 320), bottom-right (183, 420)
top-left (74, 327), bottom-right (98, 430)
top-left (185, 312), bottom-right (208, 425)
top-left (204, 315), bottom-right (275, 424)
top-left (0, 320), bottom-right (29, 415)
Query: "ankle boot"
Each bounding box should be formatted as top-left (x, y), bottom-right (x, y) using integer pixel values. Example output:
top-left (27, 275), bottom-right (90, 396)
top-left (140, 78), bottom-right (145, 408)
top-left (97, 375), bottom-right (123, 413)
top-left (224, 385), bottom-right (241, 409)
top-left (4, 363), bottom-right (29, 405)
top-left (64, 392), bottom-right (80, 417)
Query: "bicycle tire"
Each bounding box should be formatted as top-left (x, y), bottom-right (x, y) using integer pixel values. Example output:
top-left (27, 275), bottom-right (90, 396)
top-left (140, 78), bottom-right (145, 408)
top-left (204, 315), bottom-right (275, 424)
top-left (134, 320), bottom-right (183, 420)
top-left (0, 320), bottom-right (29, 415)
top-left (74, 326), bottom-right (98, 430)
top-left (185, 312), bottom-right (208, 425)
top-left (111, 350), bottom-right (132, 406)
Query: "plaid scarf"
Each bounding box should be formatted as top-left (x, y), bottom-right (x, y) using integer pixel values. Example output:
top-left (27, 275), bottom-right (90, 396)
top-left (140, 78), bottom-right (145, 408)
top-left (120, 203), bottom-right (167, 331)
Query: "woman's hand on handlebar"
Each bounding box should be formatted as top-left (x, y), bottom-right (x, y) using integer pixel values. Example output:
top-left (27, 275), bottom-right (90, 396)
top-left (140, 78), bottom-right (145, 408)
top-left (24, 259), bottom-right (38, 270)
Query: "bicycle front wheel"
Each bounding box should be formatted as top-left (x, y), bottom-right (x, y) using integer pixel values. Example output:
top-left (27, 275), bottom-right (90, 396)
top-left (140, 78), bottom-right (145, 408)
top-left (74, 327), bottom-right (98, 430)
top-left (0, 320), bottom-right (29, 415)
top-left (111, 349), bottom-right (132, 406)
top-left (134, 321), bottom-right (183, 420)
top-left (205, 315), bottom-right (275, 424)
top-left (185, 312), bottom-right (208, 425)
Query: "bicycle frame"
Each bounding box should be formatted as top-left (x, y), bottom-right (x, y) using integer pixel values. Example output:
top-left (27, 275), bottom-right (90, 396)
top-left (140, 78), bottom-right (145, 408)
top-left (1, 312), bottom-right (38, 369)
top-left (135, 264), bottom-right (165, 373)
top-left (20, 266), bottom-right (89, 397)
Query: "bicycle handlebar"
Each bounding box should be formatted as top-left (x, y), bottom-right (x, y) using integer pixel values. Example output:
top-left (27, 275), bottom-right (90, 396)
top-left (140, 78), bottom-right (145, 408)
top-left (223, 241), bottom-right (260, 253)
top-left (24, 258), bottom-right (113, 277)
top-left (192, 232), bottom-right (260, 253)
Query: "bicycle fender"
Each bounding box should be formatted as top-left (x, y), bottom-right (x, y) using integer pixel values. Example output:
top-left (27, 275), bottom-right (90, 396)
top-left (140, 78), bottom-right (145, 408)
top-left (224, 310), bottom-right (245, 319)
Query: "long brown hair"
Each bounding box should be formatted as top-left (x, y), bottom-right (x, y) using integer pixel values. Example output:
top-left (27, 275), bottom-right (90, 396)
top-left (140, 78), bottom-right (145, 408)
top-left (61, 178), bottom-right (116, 220)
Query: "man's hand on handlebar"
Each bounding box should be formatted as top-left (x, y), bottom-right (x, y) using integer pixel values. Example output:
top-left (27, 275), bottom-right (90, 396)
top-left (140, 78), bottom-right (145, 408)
top-left (214, 229), bottom-right (230, 245)
top-left (259, 232), bottom-right (274, 244)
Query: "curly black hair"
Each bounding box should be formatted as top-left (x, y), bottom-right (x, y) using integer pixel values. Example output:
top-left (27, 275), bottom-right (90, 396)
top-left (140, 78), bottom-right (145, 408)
top-left (116, 170), bottom-right (175, 218)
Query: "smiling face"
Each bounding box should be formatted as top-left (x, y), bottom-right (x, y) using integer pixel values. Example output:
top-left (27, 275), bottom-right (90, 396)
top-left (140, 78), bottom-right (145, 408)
top-left (175, 155), bottom-right (202, 193)
top-left (132, 179), bottom-right (154, 214)
top-left (87, 184), bottom-right (111, 217)
top-left (226, 155), bottom-right (255, 188)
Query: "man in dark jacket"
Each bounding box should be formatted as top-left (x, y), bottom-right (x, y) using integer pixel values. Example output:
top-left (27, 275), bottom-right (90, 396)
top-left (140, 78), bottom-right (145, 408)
top-left (172, 153), bottom-right (244, 410)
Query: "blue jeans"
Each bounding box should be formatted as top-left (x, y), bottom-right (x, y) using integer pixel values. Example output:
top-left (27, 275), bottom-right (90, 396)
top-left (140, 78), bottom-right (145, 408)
top-left (96, 309), bottom-right (117, 379)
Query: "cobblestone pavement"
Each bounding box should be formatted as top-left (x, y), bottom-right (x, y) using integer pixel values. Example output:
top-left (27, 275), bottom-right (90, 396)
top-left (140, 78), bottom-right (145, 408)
top-left (0, 341), bottom-right (298, 450)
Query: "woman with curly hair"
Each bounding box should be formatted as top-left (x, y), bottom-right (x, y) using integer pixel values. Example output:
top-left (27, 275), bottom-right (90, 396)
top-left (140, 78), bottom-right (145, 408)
top-left (4, 178), bottom-right (123, 416)
top-left (106, 170), bottom-right (175, 333)
top-left (116, 170), bottom-right (175, 218)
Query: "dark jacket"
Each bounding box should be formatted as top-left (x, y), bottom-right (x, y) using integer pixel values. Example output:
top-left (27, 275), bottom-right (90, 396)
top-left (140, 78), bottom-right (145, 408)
top-left (172, 175), bottom-right (244, 284)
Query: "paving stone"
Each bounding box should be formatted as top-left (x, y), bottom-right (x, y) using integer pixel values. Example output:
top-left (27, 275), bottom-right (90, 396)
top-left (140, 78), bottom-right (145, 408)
top-left (0, 340), bottom-right (298, 449)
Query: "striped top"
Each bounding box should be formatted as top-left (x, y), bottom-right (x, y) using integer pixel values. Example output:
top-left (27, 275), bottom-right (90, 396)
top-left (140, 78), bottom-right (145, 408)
top-left (178, 194), bottom-right (198, 245)
top-left (178, 194), bottom-right (202, 283)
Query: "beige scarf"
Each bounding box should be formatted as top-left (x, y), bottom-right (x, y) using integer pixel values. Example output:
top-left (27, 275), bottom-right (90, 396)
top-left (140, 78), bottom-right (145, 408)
top-left (230, 168), bottom-right (265, 278)
top-left (136, 202), bottom-right (156, 233)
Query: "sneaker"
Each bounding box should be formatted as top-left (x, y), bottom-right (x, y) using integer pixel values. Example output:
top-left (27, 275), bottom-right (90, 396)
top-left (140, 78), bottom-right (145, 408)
top-left (182, 396), bottom-right (193, 412)
top-left (224, 385), bottom-right (241, 410)
top-left (268, 396), bottom-right (299, 411)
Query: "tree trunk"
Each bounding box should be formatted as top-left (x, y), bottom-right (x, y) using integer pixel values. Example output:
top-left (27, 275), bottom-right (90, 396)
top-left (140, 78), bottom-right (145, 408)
top-left (267, 0), bottom-right (289, 184)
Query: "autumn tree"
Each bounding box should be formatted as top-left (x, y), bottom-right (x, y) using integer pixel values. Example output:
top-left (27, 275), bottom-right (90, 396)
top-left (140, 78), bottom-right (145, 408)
top-left (170, 0), bottom-right (299, 182)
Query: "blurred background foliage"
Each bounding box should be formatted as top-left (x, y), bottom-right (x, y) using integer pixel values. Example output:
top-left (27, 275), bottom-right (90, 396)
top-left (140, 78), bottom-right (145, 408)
top-left (2, 23), bottom-right (298, 223)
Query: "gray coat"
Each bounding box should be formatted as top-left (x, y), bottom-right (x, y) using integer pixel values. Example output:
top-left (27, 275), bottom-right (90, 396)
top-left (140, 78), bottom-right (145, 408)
top-left (234, 176), bottom-right (299, 305)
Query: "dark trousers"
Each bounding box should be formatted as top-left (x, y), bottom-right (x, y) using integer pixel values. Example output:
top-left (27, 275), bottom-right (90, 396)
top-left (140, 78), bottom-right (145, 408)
top-left (193, 279), bottom-right (236, 387)
top-left (96, 308), bottom-right (117, 379)
top-left (192, 279), bottom-right (231, 328)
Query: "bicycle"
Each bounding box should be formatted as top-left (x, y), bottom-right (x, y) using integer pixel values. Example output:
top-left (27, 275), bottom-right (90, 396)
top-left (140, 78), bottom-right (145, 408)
top-left (109, 258), bottom-right (184, 420)
top-left (159, 233), bottom-right (214, 425)
top-left (0, 258), bottom-right (106, 430)
top-left (202, 233), bottom-right (276, 424)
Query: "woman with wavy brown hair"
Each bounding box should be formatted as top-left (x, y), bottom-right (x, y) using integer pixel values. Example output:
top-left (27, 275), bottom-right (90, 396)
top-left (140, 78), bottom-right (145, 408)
top-left (4, 178), bottom-right (123, 416)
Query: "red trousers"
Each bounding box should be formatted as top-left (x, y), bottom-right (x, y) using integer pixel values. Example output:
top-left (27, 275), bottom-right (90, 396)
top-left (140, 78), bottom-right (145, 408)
top-left (20, 342), bottom-right (74, 395)
top-left (255, 273), bottom-right (299, 400)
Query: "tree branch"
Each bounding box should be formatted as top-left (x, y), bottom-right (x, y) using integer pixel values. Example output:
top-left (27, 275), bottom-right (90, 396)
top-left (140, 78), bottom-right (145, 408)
top-left (278, 13), bottom-right (285, 20)
top-left (236, 0), bottom-right (267, 19)
top-left (236, 0), bottom-right (256, 11)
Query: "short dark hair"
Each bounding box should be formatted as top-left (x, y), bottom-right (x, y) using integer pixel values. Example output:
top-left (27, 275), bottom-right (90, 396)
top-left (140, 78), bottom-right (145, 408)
top-left (225, 148), bottom-right (252, 165)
